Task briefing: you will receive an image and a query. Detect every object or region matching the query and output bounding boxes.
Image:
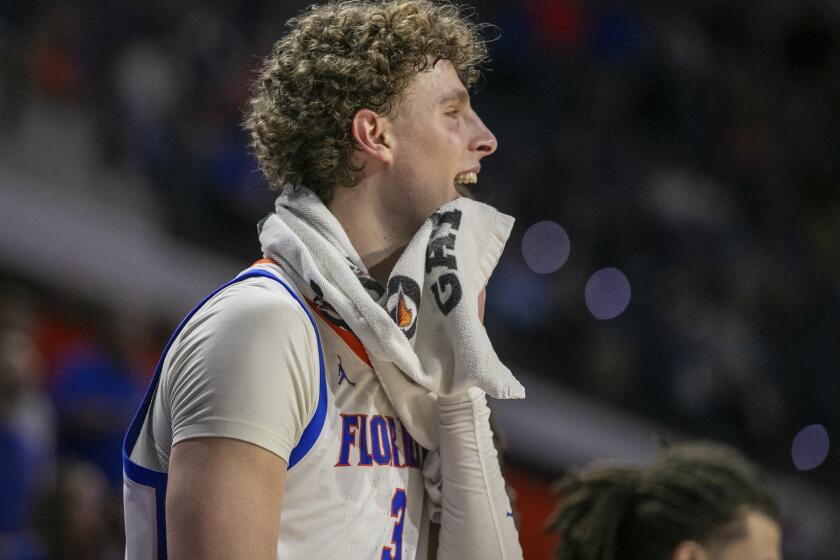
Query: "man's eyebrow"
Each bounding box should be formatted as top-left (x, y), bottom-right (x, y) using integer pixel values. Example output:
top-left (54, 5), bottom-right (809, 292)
top-left (437, 89), bottom-right (469, 105)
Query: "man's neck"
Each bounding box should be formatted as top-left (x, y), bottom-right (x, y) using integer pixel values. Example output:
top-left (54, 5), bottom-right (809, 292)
top-left (327, 181), bottom-right (412, 286)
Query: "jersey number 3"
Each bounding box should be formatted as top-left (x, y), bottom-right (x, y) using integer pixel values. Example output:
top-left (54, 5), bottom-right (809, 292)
top-left (381, 488), bottom-right (407, 560)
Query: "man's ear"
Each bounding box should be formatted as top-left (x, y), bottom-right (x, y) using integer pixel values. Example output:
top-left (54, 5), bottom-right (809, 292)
top-left (351, 108), bottom-right (392, 164)
top-left (672, 540), bottom-right (708, 560)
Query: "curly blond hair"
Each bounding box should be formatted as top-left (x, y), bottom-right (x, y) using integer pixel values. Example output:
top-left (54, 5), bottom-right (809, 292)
top-left (244, 0), bottom-right (489, 202)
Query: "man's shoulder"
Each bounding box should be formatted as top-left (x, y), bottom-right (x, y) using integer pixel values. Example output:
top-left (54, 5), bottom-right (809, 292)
top-left (189, 263), bottom-right (313, 339)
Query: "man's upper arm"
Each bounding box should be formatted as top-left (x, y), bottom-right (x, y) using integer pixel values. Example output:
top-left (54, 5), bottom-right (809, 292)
top-left (161, 279), bottom-right (320, 558)
top-left (167, 437), bottom-right (287, 560)
top-left (164, 280), bottom-right (321, 462)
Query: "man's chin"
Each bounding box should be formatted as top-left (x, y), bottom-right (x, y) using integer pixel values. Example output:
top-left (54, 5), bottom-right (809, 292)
top-left (453, 183), bottom-right (474, 199)
top-left (415, 188), bottom-right (465, 223)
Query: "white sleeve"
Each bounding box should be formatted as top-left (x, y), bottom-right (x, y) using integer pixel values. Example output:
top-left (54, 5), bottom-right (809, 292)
top-left (161, 278), bottom-right (320, 463)
top-left (435, 388), bottom-right (523, 560)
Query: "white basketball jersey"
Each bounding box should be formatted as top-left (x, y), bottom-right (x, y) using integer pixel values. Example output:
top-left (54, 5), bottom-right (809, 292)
top-left (123, 263), bottom-right (430, 559)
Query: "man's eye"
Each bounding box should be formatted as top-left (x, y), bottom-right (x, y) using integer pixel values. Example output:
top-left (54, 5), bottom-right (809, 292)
top-left (446, 109), bottom-right (460, 118)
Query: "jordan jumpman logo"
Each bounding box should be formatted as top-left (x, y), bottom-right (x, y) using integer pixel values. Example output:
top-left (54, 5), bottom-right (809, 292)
top-left (337, 356), bottom-right (356, 386)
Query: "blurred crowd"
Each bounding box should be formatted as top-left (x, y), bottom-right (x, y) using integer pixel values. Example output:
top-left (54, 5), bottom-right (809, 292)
top-left (0, 289), bottom-right (157, 558)
top-left (482, 0), bottom-right (840, 477)
top-left (1, 0), bottom-right (839, 558)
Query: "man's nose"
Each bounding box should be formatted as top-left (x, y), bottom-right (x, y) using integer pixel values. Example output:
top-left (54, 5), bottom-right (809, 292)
top-left (470, 114), bottom-right (498, 157)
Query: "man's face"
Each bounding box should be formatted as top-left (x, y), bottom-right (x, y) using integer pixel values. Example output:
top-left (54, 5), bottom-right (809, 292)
top-left (384, 59), bottom-right (497, 230)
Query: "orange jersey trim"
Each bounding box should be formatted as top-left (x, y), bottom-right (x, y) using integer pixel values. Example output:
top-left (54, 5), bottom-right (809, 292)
top-left (306, 297), bottom-right (372, 368)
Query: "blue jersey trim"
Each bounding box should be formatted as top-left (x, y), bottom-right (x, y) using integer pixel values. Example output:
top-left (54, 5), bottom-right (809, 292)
top-left (122, 268), bottom-right (327, 558)
top-left (288, 328), bottom-right (327, 468)
top-left (262, 271), bottom-right (327, 469)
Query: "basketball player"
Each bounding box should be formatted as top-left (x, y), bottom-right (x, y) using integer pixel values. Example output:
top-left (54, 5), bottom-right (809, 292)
top-left (122, 1), bottom-right (522, 559)
top-left (549, 442), bottom-right (783, 560)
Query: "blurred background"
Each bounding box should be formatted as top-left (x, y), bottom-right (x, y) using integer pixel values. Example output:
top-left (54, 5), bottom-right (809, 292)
top-left (1, 0), bottom-right (838, 558)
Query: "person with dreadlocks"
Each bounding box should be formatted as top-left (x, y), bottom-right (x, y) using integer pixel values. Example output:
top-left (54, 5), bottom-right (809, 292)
top-left (548, 442), bottom-right (782, 560)
top-left (122, 1), bottom-right (524, 559)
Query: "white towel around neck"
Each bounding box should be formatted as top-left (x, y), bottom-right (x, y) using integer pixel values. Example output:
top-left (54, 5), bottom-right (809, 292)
top-left (258, 186), bottom-right (524, 450)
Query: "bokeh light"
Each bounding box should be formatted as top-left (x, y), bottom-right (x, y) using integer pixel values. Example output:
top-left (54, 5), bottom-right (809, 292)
top-left (521, 220), bottom-right (571, 274)
top-left (791, 424), bottom-right (830, 471)
top-left (584, 267), bottom-right (631, 320)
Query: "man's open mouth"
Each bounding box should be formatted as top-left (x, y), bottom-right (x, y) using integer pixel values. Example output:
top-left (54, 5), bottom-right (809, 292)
top-left (454, 172), bottom-right (478, 185)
